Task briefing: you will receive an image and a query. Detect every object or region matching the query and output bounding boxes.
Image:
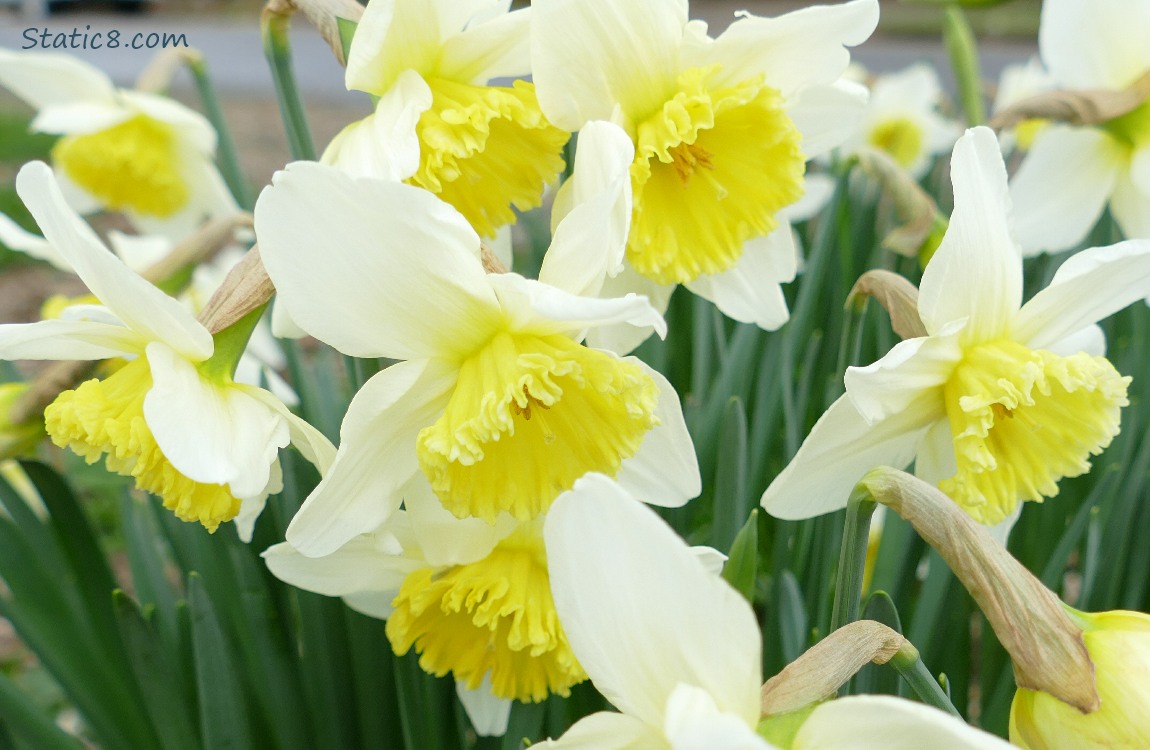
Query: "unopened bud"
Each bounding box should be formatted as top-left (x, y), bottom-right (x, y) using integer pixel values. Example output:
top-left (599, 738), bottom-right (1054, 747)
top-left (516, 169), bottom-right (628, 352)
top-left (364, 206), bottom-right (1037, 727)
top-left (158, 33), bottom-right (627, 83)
top-left (853, 147), bottom-right (948, 263)
top-left (1010, 609), bottom-right (1150, 749)
top-left (263, 0), bottom-right (364, 66)
top-left (855, 467), bottom-right (1100, 714)
top-left (847, 270), bottom-right (927, 340)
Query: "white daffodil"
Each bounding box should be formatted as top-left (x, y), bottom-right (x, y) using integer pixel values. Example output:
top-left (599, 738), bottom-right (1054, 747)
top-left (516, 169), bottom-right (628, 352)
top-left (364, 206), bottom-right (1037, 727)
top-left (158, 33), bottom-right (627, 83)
top-left (255, 160), bottom-right (699, 557)
top-left (265, 475), bottom-right (575, 734)
top-left (1009, 0), bottom-right (1150, 254)
top-left (323, 0), bottom-right (569, 238)
top-left (991, 57), bottom-right (1055, 155)
top-left (0, 217), bottom-right (297, 406)
top-left (541, 473), bottom-right (1015, 750)
top-left (0, 162), bottom-right (333, 539)
top-left (530, 0), bottom-right (878, 333)
top-left (0, 49), bottom-right (238, 239)
top-left (837, 64), bottom-right (961, 178)
top-left (761, 127), bottom-right (1150, 527)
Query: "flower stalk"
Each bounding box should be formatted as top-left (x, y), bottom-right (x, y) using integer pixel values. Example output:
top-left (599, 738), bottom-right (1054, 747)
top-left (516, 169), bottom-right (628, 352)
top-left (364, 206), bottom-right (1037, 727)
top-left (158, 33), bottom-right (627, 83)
top-left (261, 2), bottom-right (317, 161)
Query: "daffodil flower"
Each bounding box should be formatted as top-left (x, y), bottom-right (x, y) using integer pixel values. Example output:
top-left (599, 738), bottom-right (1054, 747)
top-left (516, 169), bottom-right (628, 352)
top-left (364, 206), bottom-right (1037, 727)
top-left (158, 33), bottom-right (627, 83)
top-left (541, 473), bottom-right (1015, 749)
top-left (1009, 0), bottom-right (1150, 254)
top-left (837, 64), bottom-right (961, 178)
top-left (256, 161), bottom-right (699, 555)
top-left (265, 475), bottom-right (578, 732)
top-left (991, 57), bottom-right (1054, 154)
top-left (0, 49), bottom-right (238, 239)
top-left (761, 127), bottom-right (1150, 526)
top-left (0, 162), bottom-right (332, 538)
top-left (323, 0), bottom-right (569, 237)
top-left (530, 0), bottom-right (878, 331)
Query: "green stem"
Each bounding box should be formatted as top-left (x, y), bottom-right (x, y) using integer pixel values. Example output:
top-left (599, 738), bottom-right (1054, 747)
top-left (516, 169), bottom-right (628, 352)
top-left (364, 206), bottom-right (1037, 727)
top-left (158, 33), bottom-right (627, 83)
top-left (262, 11), bottom-right (317, 161)
top-left (830, 485), bottom-right (878, 636)
top-left (943, 5), bottom-right (986, 126)
top-left (200, 303), bottom-right (268, 382)
top-left (185, 55), bottom-right (251, 208)
top-left (889, 642), bottom-right (963, 718)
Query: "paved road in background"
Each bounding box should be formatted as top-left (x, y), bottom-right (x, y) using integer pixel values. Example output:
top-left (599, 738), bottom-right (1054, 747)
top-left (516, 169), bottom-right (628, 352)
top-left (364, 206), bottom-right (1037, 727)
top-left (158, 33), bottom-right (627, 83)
top-left (0, 10), bottom-right (1036, 104)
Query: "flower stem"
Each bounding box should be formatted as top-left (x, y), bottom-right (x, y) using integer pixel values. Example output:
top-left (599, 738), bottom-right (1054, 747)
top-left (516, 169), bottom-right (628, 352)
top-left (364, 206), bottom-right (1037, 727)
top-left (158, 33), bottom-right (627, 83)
top-left (831, 485), bottom-right (878, 636)
top-left (262, 8), bottom-right (317, 161)
top-left (943, 5), bottom-right (986, 125)
top-left (889, 641), bottom-right (963, 717)
top-left (185, 55), bottom-right (251, 208)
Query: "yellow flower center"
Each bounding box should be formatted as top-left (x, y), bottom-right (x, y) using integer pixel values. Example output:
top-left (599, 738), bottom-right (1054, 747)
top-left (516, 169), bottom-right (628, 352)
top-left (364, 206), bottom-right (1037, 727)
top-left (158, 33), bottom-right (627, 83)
top-left (39, 293), bottom-right (101, 321)
top-left (939, 340), bottom-right (1130, 525)
top-left (1102, 98), bottom-right (1150, 148)
top-left (51, 115), bottom-right (190, 218)
top-left (628, 65), bottom-right (805, 285)
top-left (386, 521), bottom-right (586, 703)
top-left (411, 79), bottom-right (569, 238)
top-left (867, 116), bottom-right (925, 169)
top-left (44, 358), bottom-right (240, 532)
top-left (417, 331), bottom-right (659, 523)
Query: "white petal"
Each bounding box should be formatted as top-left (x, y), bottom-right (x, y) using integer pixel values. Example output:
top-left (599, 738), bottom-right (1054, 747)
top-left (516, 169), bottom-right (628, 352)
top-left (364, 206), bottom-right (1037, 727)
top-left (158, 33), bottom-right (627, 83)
top-left (1039, 0), bottom-right (1150, 90)
top-left (0, 319), bottom-right (144, 360)
top-left (0, 213), bottom-right (70, 270)
top-left (118, 90), bottom-right (217, 155)
top-left (582, 264), bottom-right (674, 356)
top-left (685, 226), bottom-right (796, 331)
top-left (256, 162), bottom-right (502, 361)
top-left (439, 6), bottom-right (532, 84)
top-left (241, 387), bottom-right (338, 476)
top-left (785, 80), bottom-right (869, 159)
top-left (106, 231), bottom-right (173, 272)
top-left (760, 394), bottom-right (941, 520)
top-left (913, 418), bottom-right (956, 487)
top-left (615, 362), bottom-right (700, 507)
top-left (30, 102), bottom-right (129, 136)
top-left (986, 505), bottom-right (1022, 548)
top-left (320, 70), bottom-right (432, 181)
top-left (779, 173), bottom-right (835, 223)
top-left (1044, 324), bottom-right (1106, 358)
top-left (539, 711), bottom-right (666, 749)
top-left (690, 547), bottom-right (727, 577)
top-left (262, 532), bottom-right (420, 599)
top-left (545, 475), bottom-right (762, 729)
top-left (342, 591), bottom-right (397, 619)
top-left (144, 343), bottom-right (289, 498)
top-left (531, 0), bottom-right (687, 130)
top-left (403, 475), bottom-right (514, 566)
top-left (1130, 144), bottom-right (1150, 198)
top-left (918, 127), bottom-right (1021, 343)
top-left (234, 494), bottom-right (269, 544)
top-left (844, 320), bottom-right (964, 423)
top-left (795, 695), bottom-right (1015, 749)
top-left (1012, 239), bottom-right (1150, 350)
top-left (663, 684), bottom-right (773, 750)
top-left (489, 273), bottom-right (666, 340)
top-left (1009, 126), bottom-right (1123, 256)
top-left (703, 0), bottom-right (878, 97)
top-left (285, 359), bottom-right (457, 557)
top-left (345, 0), bottom-right (444, 95)
top-left (15, 162), bottom-right (212, 360)
top-left (456, 677), bottom-right (512, 738)
top-left (1109, 165), bottom-right (1150, 241)
top-left (539, 121), bottom-right (635, 299)
top-left (0, 49), bottom-right (116, 110)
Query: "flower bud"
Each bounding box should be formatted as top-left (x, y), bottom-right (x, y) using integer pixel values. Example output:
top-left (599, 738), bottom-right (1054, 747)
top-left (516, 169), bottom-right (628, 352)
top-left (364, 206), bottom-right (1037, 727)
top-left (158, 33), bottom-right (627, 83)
top-left (1011, 609), bottom-right (1150, 749)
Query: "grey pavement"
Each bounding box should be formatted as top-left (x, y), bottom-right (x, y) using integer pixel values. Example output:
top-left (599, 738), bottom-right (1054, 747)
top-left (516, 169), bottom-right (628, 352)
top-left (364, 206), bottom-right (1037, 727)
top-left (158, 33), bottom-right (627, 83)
top-left (0, 6), bottom-right (1037, 103)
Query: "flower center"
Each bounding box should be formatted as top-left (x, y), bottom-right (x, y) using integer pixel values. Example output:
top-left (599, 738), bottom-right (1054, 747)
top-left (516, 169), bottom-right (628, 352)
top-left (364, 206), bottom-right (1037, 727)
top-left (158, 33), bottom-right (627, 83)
top-left (411, 79), bottom-right (569, 238)
top-left (1102, 98), bottom-right (1150, 148)
top-left (867, 116), bottom-right (925, 168)
top-left (627, 65), bottom-right (805, 285)
top-left (44, 358), bottom-right (240, 531)
top-left (385, 522), bottom-right (586, 703)
top-left (51, 114), bottom-right (190, 218)
top-left (939, 340), bottom-right (1130, 525)
top-left (416, 331), bottom-right (659, 523)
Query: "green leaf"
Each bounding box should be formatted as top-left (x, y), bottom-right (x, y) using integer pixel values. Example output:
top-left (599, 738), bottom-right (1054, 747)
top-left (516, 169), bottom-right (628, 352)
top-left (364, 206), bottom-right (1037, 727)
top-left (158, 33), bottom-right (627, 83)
top-left (721, 509), bottom-right (759, 604)
top-left (0, 671), bottom-right (85, 750)
top-left (188, 574), bottom-right (253, 750)
top-left (711, 398), bottom-right (750, 552)
top-left (775, 571), bottom-right (808, 666)
top-left (112, 592), bottom-right (202, 750)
